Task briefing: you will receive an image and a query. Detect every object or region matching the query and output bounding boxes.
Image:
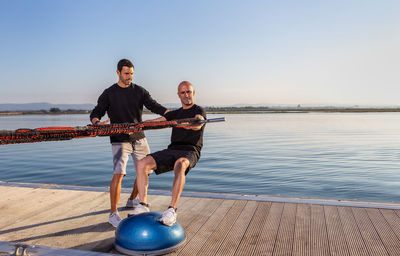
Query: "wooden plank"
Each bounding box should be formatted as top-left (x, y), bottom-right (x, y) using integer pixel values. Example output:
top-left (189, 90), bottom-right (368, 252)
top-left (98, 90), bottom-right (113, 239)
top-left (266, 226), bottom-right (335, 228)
top-left (0, 189), bottom-right (94, 235)
top-left (337, 206), bottom-right (369, 256)
top-left (168, 198), bottom-right (224, 256)
top-left (177, 199), bottom-right (235, 256)
top-left (0, 187), bottom-right (63, 212)
top-left (0, 188), bottom-right (49, 227)
top-left (366, 208), bottom-right (400, 256)
top-left (196, 200), bottom-right (247, 256)
top-left (170, 196), bottom-right (195, 212)
top-left (292, 203), bottom-right (310, 256)
top-left (352, 207), bottom-right (388, 256)
top-left (273, 203), bottom-right (297, 256)
top-left (253, 202), bottom-right (284, 256)
top-left (234, 202), bottom-right (271, 256)
top-left (35, 199), bottom-right (113, 252)
top-left (310, 204), bottom-right (329, 256)
top-left (172, 197), bottom-right (215, 230)
top-left (214, 200), bottom-right (258, 256)
top-left (0, 188), bottom-right (91, 230)
top-left (380, 209), bottom-right (400, 241)
top-left (0, 186), bottom-right (37, 201)
top-left (324, 205), bottom-right (350, 256)
top-left (158, 195), bottom-right (200, 225)
top-left (2, 190), bottom-right (112, 250)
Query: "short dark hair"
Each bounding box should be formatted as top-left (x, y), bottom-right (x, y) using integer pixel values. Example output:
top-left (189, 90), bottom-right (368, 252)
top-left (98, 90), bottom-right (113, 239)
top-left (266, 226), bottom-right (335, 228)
top-left (117, 59), bottom-right (134, 71)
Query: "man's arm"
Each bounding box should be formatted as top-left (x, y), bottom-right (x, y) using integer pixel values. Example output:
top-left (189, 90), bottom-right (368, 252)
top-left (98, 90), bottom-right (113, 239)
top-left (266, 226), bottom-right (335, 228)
top-left (143, 116), bottom-right (167, 123)
top-left (90, 89), bottom-right (109, 125)
top-left (142, 88), bottom-right (168, 116)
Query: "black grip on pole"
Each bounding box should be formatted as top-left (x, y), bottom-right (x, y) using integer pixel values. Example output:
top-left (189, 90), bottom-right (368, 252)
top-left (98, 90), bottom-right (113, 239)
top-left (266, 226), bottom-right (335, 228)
top-left (197, 117), bottom-right (226, 124)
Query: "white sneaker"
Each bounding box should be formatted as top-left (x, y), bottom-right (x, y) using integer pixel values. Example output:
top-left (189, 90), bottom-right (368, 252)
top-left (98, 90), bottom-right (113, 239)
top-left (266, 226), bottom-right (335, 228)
top-left (158, 207), bottom-right (177, 226)
top-left (128, 203), bottom-right (150, 217)
top-left (108, 211), bottom-right (121, 228)
top-left (126, 198), bottom-right (140, 208)
top-left (126, 197), bottom-right (151, 208)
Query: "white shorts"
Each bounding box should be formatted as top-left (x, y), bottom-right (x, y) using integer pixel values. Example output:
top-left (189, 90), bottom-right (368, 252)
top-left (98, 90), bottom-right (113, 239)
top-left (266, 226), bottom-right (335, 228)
top-left (111, 138), bottom-right (153, 175)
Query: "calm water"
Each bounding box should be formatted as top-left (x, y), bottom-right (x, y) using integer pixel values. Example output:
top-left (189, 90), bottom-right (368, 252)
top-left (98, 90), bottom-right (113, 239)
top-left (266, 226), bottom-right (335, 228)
top-left (1, 113), bottom-right (400, 203)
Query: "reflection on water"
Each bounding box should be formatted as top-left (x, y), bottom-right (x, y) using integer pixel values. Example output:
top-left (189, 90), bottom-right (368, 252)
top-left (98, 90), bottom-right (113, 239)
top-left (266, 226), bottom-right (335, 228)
top-left (1, 113), bottom-right (400, 202)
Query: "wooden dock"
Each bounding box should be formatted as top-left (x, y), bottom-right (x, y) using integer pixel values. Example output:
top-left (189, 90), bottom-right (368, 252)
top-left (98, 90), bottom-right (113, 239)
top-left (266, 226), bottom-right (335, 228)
top-left (1, 182), bottom-right (400, 255)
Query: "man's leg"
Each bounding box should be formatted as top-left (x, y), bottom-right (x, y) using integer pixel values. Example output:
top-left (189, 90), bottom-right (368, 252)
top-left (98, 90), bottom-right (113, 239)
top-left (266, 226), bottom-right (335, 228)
top-left (170, 157), bottom-right (190, 208)
top-left (128, 177), bottom-right (151, 201)
top-left (136, 156), bottom-right (157, 204)
top-left (108, 142), bottom-right (132, 227)
top-left (110, 143), bottom-right (131, 213)
top-left (129, 179), bottom-right (139, 200)
top-left (129, 138), bottom-right (151, 201)
top-left (110, 174), bottom-right (124, 213)
top-left (128, 155), bottom-right (157, 216)
top-left (158, 157), bottom-right (189, 226)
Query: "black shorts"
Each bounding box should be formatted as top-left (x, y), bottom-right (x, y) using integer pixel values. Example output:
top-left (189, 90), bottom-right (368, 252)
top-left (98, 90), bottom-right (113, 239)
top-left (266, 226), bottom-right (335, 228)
top-left (150, 149), bottom-right (200, 175)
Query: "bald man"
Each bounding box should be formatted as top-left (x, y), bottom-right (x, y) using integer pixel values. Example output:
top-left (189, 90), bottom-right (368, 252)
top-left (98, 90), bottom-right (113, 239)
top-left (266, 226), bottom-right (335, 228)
top-left (128, 81), bottom-right (206, 226)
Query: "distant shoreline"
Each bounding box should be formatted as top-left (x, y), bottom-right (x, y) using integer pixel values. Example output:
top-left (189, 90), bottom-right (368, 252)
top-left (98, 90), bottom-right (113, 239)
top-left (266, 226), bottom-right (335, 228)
top-left (203, 107), bottom-right (400, 114)
top-left (0, 110), bottom-right (90, 116)
top-left (1, 107), bottom-right (400, 116)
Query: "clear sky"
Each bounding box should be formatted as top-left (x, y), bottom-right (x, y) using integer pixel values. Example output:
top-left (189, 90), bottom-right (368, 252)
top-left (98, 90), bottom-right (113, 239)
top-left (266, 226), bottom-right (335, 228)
top-left (0, 0), bottom-right (399, 107)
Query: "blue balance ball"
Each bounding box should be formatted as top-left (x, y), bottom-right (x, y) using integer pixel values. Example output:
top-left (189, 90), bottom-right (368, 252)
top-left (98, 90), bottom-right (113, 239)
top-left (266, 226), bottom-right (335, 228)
top-left (115, 212), bottom-right (186, 255)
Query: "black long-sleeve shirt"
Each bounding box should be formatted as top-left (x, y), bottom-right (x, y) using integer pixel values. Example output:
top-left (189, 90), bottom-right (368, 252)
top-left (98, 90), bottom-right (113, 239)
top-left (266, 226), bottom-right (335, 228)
top-left (90, 83), bottom-right (167, 143)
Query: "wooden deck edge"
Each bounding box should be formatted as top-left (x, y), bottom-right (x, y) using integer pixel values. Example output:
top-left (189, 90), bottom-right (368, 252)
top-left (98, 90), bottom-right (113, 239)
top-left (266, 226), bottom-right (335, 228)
top-left (1, 180), bottom-right (399, 210)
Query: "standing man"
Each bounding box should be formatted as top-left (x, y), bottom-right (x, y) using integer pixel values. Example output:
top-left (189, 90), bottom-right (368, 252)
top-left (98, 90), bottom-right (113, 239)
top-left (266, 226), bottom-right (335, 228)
top-left (90, 59), bottom-right (168, 227)
top-left (128, 81), bottom-right (206, 226)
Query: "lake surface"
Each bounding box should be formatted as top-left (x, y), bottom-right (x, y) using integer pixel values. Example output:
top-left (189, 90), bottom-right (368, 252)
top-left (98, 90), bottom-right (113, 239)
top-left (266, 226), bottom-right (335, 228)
top-left (1, 113), bottom-right (399, 203)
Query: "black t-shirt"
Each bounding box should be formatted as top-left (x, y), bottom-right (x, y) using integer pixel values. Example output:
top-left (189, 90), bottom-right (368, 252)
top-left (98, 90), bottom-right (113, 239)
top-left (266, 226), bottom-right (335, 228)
top-left (164, 104), bottom-right (206, 155)
top-left (90, 83), bottom-right (167, 143)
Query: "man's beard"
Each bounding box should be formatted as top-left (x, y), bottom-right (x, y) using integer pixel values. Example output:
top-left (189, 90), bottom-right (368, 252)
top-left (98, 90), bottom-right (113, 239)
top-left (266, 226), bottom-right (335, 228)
top-left (182, 99), bottom-right (193, 106)
top-left (123, 79), bottom-right (131, 85)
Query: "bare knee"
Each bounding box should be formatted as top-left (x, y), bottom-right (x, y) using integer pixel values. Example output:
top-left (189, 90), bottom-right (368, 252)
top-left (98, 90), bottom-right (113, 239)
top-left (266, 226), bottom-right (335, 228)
top-left (110, 174), bottom-right (124, 187)
top-left (174, 158), bottom-right (189, 175)
top-left (111, 174), bottom-right (124, 182)
top-left (137, 156), bottom-right (156, 174)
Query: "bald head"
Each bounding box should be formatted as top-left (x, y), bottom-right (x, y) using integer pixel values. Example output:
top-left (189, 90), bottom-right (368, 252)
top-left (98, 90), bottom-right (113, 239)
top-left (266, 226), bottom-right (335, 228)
top-left (178, 81), bottom-right (193, 91)
top-left (177, 81), bottom-right (195, 109)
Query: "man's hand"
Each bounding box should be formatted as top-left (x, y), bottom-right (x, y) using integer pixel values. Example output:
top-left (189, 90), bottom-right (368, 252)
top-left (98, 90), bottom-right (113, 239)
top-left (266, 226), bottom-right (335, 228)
top-left (181, 114), bottom-right (205, 130)
top-left (91, 118), bottom-right (110, 125)
top-left (195, 114), bottom-right (205, 122)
